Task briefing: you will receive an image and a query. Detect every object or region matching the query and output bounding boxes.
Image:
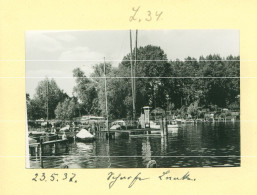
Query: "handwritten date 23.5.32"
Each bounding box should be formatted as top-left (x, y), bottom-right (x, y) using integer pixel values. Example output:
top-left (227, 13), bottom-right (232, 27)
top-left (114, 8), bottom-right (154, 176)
top-left (32, 173), bottom-right (77, 183)
top-left (129, 6), bottom-right (163, 22)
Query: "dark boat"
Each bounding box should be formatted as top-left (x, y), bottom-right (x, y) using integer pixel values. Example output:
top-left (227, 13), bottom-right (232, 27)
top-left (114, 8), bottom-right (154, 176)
top-left (28, 131), bottom-right (58, 142)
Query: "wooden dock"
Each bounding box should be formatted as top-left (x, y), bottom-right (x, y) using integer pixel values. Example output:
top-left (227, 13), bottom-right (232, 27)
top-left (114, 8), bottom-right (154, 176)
top-left (97, 128), bottom-right (161, 139)
top-left (98, 116), bottom-right (170, 139)
top-left (129, 134), bottom-right (161, 137)
top-left (100, 128), bottom-right (160, 133)
top-left (29, 138), bottom-right (69, 168)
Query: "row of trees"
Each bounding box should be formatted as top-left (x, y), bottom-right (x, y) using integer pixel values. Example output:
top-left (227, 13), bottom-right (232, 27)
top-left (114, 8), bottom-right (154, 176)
top-left (26, 45), bottom-right (240, 120)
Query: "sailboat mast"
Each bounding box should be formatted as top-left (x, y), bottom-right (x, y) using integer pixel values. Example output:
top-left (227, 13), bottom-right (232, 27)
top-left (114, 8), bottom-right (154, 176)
top-left (104, 57), bottom-right (109, 132)
top-left (134, 30), bottom-right (138, 120)
top-left (46, 78), bottom-right (49, 121)
top-left (130, 30), bottom-right (136, 123)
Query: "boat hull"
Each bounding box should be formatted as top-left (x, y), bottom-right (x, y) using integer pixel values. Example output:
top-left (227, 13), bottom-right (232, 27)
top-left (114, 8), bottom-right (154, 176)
top-left (76, 129), bottom-right (95, 142)
top-left (76, 137), bottom-right (95, 142)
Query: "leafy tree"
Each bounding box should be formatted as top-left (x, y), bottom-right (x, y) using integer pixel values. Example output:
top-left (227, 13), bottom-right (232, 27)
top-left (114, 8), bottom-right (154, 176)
top-left (31, 78), bottom-right (68, 119)
top-left (55, 98), bottom-right (80, 120)
top-left (119, 45), bottom-right (172, 116)
top-left (168, 55), bottom-right (239, 110)
top-left (187, 101), bottom-right (199, 118)
top-left (73, 68), bottom-right (98, 115)
top-left (90, 62), bottom-right (114, 116)
top-left (26, 93), bottom-right (45, 120)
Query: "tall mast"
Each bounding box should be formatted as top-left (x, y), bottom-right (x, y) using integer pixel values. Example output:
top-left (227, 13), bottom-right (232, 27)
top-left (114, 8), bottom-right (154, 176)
top-left (104, 57), bottom-right (109, 132)
top-left (134, 29), bottom-right (138, 120)
top-left (130, 30), bottom-right (136, 123)
top-left (46, 78), bottom-right (49, 121)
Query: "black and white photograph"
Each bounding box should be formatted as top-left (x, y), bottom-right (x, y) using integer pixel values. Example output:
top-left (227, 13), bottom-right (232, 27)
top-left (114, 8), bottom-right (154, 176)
top-left (26, 30), bottom-right (240, 169)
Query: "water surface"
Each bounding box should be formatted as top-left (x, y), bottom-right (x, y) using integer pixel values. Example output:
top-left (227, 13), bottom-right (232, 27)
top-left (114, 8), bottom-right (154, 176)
top-left (29, 122), bottom-right (240, 168)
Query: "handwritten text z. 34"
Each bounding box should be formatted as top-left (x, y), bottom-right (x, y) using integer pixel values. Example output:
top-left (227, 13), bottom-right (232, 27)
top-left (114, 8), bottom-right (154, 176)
top-left (129, 6), bottom-right (163, 22)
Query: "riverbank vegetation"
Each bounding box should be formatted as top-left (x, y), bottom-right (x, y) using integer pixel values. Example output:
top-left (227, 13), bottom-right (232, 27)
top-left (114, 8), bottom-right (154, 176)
top-left (26, 45), bottom-right (240, 121)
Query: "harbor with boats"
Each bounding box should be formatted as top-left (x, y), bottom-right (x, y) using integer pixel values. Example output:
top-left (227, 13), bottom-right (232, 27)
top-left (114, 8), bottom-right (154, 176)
top-left (28, 106), bottom-right (240, 168)
top-left (28, 118), bottom-right (240, 168)
top-left (26, 30), bottom-right (240, 168)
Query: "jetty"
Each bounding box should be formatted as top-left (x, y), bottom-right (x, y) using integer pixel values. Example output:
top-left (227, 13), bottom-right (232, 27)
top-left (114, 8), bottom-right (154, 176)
top-left (29, 138), bottom-right (69, 168)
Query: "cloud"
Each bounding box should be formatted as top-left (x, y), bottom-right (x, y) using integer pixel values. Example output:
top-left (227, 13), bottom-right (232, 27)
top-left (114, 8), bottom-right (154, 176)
top-left (26, 32), bottom-right (63, 53)
top-left (58, 46), bottom-right (106, 76)
top-left (55, 34), bottom-right (76, 42)
top-left (26, 69), bottom-right (75, 97)
top-left (58, 46), bottom-right (104, 61)
top-left (26, 69), bottom-right (70, 78)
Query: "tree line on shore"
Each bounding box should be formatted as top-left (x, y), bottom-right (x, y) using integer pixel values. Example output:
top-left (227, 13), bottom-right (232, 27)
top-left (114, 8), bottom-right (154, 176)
top-left (26, 45), bottom-right (240, 121)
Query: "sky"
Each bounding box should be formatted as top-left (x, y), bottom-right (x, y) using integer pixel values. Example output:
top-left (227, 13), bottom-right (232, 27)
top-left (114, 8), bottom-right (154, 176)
top-left (26, 30), bottom-right (240, 97)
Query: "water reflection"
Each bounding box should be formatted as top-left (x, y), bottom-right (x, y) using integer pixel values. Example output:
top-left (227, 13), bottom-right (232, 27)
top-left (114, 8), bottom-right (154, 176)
top-left (29, 123), bottom-right (240, 168)
top-left (142, 137), bottom-right (151, 164)
top-left (161, 136), bottom-right (167, 155)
